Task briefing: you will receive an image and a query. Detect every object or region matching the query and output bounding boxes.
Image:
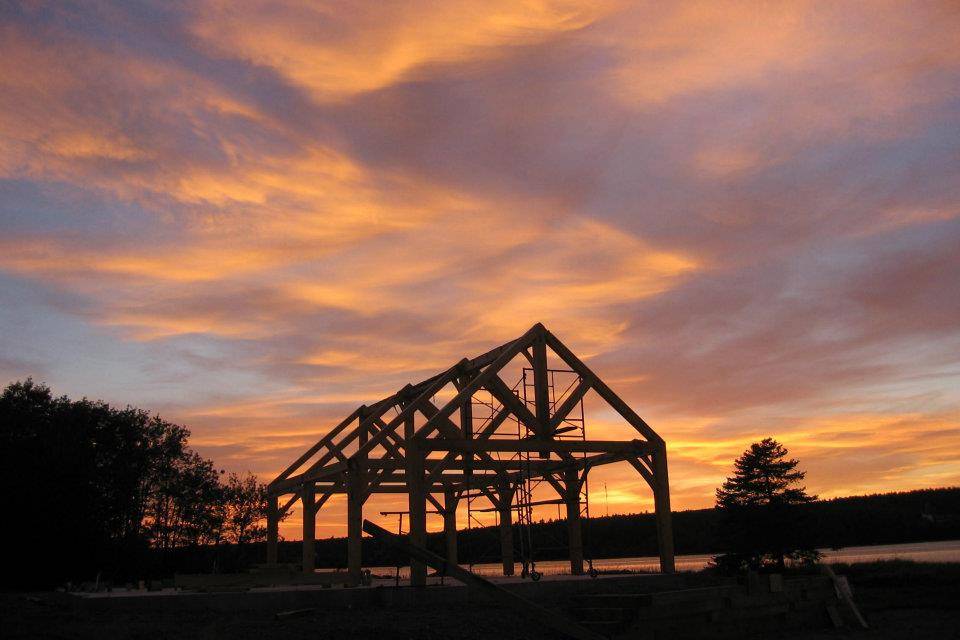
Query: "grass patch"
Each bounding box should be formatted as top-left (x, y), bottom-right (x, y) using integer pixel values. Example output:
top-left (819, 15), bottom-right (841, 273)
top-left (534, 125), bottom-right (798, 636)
top-left (828, 559), bottom-right (960, 588)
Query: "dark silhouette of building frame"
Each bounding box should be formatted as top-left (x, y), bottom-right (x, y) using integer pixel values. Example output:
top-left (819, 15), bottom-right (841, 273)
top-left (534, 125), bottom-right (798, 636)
top-left (267, 323), bottom-right (675, 585)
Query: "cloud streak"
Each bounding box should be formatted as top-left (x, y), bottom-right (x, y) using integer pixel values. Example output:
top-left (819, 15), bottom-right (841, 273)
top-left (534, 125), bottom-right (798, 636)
top-left (1, 1), bottom-right (958, 538)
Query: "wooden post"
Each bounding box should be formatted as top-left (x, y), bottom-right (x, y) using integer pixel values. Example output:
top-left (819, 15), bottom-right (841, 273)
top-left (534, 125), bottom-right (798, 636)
top-left (406, 416), bottom-right (428, 587)
top-left (652, 446), bottom-right (676, 574)
top-left (532, 335), bottom-right (551, 458)
top-left (346, 465), bottom-right (364, 585)
top-left (498, 484), bottom-right (515, 576)
top-left (563, 469), bottom-right (584, 575)
top-left (301, 482), bottom-right (315, 573)
top-left (266, 494), bottom-right (279, 564)
top-left (460, 378), bottom-right (473, 479)
top-left (443, 488), bottom-right (459, 567)
top-left (532, 335), bottom-right (550, 436)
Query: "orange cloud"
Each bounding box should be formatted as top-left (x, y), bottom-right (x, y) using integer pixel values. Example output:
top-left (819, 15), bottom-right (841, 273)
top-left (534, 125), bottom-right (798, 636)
top-left (189, 0), bottom-right (619, 101)
top-left (1, 1), bottom-right (958, 544)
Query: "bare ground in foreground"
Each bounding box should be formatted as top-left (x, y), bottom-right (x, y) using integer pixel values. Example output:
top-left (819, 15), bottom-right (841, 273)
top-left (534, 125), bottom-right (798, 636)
top-left (3, 562), bottom-right (958, 640)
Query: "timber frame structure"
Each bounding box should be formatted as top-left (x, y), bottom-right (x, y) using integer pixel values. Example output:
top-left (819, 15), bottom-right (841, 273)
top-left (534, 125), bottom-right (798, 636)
top-left (267, 323), bottom-right (674, 585)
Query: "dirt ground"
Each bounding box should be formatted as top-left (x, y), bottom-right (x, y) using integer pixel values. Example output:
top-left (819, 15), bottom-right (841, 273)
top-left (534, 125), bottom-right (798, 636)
top-left (2, 596), bottom-right (563, 640)
top-left (3, 563), bottom-right (958, 639)
top-left (780, 562), bottom-right (960, 640)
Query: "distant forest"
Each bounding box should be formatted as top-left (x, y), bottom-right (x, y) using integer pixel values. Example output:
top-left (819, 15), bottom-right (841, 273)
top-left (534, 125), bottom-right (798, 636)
top-left (3, 379), bottom-right (958, 586)
top-left (277, 486), bottom-right (960, 570)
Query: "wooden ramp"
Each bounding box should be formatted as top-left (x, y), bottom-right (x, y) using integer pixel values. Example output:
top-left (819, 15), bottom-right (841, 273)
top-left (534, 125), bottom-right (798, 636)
top-left (363, 519), bottom-right (606, 640)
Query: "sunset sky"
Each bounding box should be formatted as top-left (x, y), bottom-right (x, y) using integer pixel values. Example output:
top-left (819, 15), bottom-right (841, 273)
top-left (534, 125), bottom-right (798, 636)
top-left (2, 1), bottom-right (959, 540)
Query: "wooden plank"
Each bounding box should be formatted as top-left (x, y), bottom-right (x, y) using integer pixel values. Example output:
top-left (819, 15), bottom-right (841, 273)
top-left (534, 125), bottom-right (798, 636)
top-left (362, 519), bottom-right (607, 640)
top-left (822, 564), bottom-right (869, 629)
top-left (275, 608), bottom-right (315, 621)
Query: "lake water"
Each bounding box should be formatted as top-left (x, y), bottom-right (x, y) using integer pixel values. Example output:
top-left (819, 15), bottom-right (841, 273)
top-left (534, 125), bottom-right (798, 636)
top-left (368, 539), bottom-right (960, 578)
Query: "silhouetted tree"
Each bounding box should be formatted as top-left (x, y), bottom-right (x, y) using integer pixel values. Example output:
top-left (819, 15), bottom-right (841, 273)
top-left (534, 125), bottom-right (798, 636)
top-left (144, 451), bottom-right (225, 550)
top-left (222, 472), bottom-right (272, 546)
top-left (714, 438), bottom-right (819, 572)
top-left (0, 379), bottom-right (237, 586)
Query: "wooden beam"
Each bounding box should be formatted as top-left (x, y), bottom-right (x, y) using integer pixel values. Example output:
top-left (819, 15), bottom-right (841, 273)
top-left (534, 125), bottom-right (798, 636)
top-left (357, 370), bottom-right (455, 459)
top-left (417, 398), bottom-right (463, 438)
top-left (628, 457), bottom-right (654, 485)
top-left (443, 488), bottom-right (459, 566)
top-left (279, 493), bottom-right (299, 516)
top-left (543, 473), bottom-right (566, 497)
top-left (355, 458), bottom-right (629, 472)
top-left (498, 484), bottom-right (515, 576)
top-left (479, 485), bottom-right (501, 509)
top-left (422, 492), bottom-right (440, 512)
top-left (544, 329), bottom-right (664, 445)
top-left (532, 334), bottom-right (550, 438)
top-left (280, 372), bottom-right (455, 496)
top-left (651, 446), bottom-right (675, 574)
top-left (406, 415), bottom-right (427, 587)
top-left (346, 464), bottom-right (364, 585)
top-left (485, 375), bottom-right (538, 431)
top-left (369, 418), bottom-right (406, 461)
top-left (301, 483), bottom-right (315, 574)
top-left (549, 378), bottom-right (590, 432)
top-left (563, 468), bottom-right (584, 576)
top-left (460, 372), bottom-right (474, 479)
top-left (424, 405), bottom-right (512, 486)
top-left (270, 407), bottom-right (361, 486)
top-left (274, 402), bottom-right (393, 493)
top-left (421, 439), bottom-right (654, 454)
top-left (414, 325), bottom-right (538, 440)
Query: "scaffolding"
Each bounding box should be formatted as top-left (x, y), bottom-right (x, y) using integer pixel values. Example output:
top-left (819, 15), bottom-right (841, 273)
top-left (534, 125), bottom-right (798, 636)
top-left (266, 323), bottom-right (675, 585)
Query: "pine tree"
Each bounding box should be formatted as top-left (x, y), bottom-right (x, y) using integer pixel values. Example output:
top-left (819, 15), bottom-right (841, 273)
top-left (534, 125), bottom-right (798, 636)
top-left (714, 438), bottom-right (818, 571)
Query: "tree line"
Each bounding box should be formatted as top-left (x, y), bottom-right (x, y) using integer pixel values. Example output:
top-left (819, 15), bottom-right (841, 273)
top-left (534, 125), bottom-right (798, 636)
top-left (4, 379), bottom-right (957, 586)
top-left (0, 379), bottom-right (273, 587)
top-left (277, 488), bottom-right (960, 571)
